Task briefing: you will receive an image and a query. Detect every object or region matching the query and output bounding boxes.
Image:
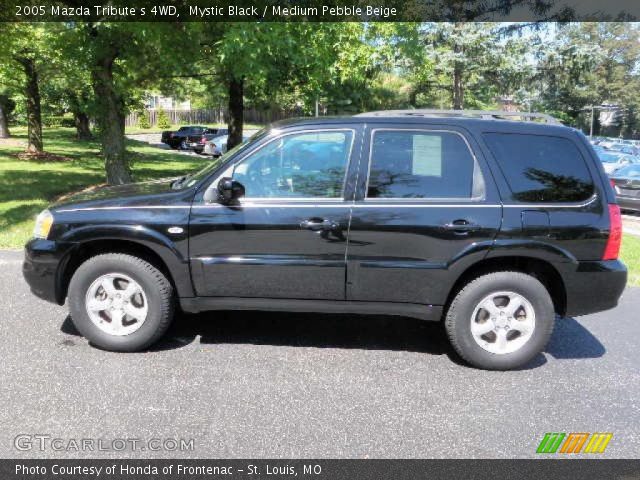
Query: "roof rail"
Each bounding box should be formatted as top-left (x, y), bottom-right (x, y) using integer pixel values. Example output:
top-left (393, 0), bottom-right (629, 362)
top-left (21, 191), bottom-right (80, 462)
top-left (354, 109), bottom-right (562, 125)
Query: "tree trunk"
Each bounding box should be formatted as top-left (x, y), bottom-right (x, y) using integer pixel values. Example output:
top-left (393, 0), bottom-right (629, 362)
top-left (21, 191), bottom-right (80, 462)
top-left (15, 57), bottom-right (43, 151)
top-left (452, 63), bottom-right (463, 110)
top-left (451, 22), bottom-right (465, 111)
top-left (91, 48), bottom-right (131, 185)
top-left (74, 111), bottom-right (92, 140)
top-left (227, 77), bottom-right (244, 150)
top-left (0, 95), bottom-right (11, 138)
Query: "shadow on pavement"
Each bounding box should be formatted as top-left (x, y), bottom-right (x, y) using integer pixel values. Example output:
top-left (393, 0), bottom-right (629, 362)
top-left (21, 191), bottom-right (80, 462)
top-left (545, 316), bottom-right (606, 359)
top-left (60, 311), bottom-right (605, 364)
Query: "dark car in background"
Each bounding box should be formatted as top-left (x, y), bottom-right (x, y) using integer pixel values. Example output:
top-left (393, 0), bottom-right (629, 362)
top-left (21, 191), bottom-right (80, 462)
top-left (161, 126), bottom-right (221, 150)
top-left (611, 164), bottom-right (640, 212)
top-left (23, 110), bottom-right (627, 370)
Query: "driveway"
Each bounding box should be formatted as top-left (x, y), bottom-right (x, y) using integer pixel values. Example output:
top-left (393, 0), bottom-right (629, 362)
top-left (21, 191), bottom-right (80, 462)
top-left (126, 130), bottom-right (259, 158)
top-left (0, 249), bottom-right (638, 459)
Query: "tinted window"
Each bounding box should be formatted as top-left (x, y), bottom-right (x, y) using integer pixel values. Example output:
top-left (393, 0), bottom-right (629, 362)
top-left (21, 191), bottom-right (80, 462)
top-left (367, 130), bottom-right (478, 199)
top-left (233, 130), bottom-right (353, 198)
top-left (483, 133), bottom-right (594, 202)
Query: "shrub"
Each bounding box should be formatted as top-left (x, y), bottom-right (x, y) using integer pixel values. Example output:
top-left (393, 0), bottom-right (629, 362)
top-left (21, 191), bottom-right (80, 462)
top-left (137, 110), bottom-right (151, 129)
top-left (156, 108), bottom-right (171, 129)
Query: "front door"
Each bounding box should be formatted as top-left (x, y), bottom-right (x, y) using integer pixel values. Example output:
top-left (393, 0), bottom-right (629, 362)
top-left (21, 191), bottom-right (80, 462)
top-left (347, 125), bottom-right (502, 306)
top-left (189, 127), bottom-right (360, 300)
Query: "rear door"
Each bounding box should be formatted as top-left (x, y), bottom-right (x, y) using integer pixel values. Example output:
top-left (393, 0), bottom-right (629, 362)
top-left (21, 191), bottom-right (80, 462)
top-left (189, 126), bottom-right (361, 300)
top-left (346, 124), bottom-right (502, 306)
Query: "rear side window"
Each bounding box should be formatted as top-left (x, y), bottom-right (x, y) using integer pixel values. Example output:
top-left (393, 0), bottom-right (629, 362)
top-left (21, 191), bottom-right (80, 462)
top-left (483, 133), bottom-right (594, 202)
top-left (367, 130), bottom-right (480, 199)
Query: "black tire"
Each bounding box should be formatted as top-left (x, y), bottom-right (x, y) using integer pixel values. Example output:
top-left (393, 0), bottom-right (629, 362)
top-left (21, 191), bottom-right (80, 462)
top-left (68, 253), bottom-right (174, 352)
top-left (444, 271), bottom-right (555, 370)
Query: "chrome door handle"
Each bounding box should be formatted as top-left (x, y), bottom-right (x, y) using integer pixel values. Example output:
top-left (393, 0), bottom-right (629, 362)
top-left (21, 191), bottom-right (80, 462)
top-left (300, 218), bottom-right (338, 231)
top-left (442, 220), bottom-right (480, 234)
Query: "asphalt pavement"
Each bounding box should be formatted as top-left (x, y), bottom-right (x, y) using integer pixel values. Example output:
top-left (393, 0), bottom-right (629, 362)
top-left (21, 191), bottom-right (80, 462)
top-left (0, 249), bottom-right (638, 459)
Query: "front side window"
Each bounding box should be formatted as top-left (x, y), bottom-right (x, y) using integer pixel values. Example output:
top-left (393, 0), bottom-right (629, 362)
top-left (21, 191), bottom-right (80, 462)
top-left (367, 130), bottom-right (479, 199)
top-left (483, 133), bottom-right (595, 203)
top-left (232, 130), bottom-right (353, 198)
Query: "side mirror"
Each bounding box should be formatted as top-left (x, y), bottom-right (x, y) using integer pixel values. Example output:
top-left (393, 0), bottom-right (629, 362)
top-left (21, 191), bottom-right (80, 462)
top-left (217, 177), bottom-right (245, 204)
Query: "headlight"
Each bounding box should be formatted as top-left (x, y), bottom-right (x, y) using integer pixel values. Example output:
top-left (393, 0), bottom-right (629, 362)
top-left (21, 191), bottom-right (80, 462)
top-left (33, 209), bottom-right (54, 239)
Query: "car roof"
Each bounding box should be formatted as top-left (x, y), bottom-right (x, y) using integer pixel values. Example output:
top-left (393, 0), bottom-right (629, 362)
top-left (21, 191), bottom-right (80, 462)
top-left (268, 114), bottom-right (574, 136)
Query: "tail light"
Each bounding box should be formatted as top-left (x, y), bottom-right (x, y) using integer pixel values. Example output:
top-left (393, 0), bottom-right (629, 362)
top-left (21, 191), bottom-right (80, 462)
top-left (610, 178), bottom-right (616, 189)
top-left (603, 204), bottom-right (622, 260)
top-left (200, 136), bottom-right (207, 144)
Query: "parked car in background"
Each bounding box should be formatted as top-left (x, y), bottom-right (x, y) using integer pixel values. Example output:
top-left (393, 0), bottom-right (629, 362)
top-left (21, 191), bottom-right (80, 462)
top-left (202, 134), bottom-right (250, 156)
top-left (597, 151), bottom-right (638, 174)
top-left (161, 126), bottom-right (220, 150)
top-left (189, 129), bottom-right (229, 154)
top-left (606, 143), bottom-right (639, 156)
top-left (611, 164), bottom-right (640, 212)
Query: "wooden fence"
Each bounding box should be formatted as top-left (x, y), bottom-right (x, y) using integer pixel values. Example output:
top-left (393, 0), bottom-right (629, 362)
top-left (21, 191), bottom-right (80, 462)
top-left (125, 106), bottom-right (306, 127)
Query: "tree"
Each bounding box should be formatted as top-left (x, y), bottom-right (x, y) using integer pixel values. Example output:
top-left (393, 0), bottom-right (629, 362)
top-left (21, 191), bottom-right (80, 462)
top-left (195, 23), bottom-right (389, 149)
top-left (0, 91), bottom-right (15, 138)
top-left (534, 23), bottom-right (640, 133)
top-left (2, 23), bottom-right (53, 152)
top-left (137, 110), bottom-right (151, 129)
top-left (156, 107), bottom-right (170, 129)
top-left (63, 22), bottom-right (196, 184)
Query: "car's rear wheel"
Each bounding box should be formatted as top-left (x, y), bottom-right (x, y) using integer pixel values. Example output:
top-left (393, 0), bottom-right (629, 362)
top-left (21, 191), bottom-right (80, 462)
top-left (68, 253), bottom-right (174, 352)
top-left (444, 271), bottom-right (555, 370)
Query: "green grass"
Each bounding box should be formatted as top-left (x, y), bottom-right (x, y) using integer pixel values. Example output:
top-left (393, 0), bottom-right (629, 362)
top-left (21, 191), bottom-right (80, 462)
top-left (0, 127), bottom-right (203, 248)
top-left (621, 234), bottom-right (640, 287)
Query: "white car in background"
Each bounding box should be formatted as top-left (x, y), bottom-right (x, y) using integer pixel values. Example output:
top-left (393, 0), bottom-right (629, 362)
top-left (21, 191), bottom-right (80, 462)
top-left (202, 134), bottom-right (251, 157)
top-left (597, 151), bottom-right (638, 174)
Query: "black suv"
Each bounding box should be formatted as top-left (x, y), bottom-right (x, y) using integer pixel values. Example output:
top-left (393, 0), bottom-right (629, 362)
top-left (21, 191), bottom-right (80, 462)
top-left (23, 110), bottom-right (627, 370)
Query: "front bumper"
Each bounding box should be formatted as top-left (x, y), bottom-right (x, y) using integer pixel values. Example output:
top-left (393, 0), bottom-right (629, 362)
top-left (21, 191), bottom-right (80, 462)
top-left (23, 239), bottom-right (71, 305)
top-left (564, 259), bottom-right (627, 317)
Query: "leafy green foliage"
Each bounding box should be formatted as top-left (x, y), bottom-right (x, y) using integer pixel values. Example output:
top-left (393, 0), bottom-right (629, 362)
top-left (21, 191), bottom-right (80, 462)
top-left (137, 110), bottom-right (151, 129)
top-left (156, 108), bottom-right (171, 129)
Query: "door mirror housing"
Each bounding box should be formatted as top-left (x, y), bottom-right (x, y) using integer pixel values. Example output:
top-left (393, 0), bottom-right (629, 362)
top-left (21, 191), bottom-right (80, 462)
top-left (217, 177), bottom-right (245, 204)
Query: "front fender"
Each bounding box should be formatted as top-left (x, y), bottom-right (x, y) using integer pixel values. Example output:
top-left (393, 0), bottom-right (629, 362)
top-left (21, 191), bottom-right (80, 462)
top-left (58, 224), bottom-right (194, 298)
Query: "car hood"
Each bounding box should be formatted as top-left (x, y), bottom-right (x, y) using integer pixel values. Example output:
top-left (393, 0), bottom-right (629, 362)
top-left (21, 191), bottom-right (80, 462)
top-left (51, 177), bottom-right (182, 211)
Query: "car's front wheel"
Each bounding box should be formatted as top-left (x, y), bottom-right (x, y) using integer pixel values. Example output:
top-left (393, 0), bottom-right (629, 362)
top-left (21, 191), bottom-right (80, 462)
top-left (444, 271), bottom-right (555, 370)
top-left (68, 253), bottom-right (174, 352)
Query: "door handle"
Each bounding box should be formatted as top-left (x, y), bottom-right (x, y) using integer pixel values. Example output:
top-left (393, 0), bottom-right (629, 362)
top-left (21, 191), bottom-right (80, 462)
top-left (442, 220), bottom-right (480, 234)
top-left (300, 218), bottom-right (338, 232)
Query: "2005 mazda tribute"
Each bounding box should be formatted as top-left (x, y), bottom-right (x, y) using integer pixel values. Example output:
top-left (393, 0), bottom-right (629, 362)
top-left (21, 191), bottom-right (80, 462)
top-left (23, 110), bottom-right (627, 369)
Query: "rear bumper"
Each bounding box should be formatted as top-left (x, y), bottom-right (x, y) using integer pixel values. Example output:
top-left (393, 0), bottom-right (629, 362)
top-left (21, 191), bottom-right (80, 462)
top-left (564, 259), bottom-right (627, 317)
top-left (22, 239), bottom-right (71, 305)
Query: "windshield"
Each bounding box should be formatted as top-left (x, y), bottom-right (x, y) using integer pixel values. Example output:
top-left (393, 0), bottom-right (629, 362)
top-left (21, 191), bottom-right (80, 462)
top-left (614, 164), bottom-right (640, 177)
top-left (181, 128), bottom-right (269, 188)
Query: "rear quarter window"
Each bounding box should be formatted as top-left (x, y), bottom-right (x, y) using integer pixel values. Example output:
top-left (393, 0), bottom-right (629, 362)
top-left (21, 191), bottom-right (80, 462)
top-left (483, 133), bottom-right (594, 203)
